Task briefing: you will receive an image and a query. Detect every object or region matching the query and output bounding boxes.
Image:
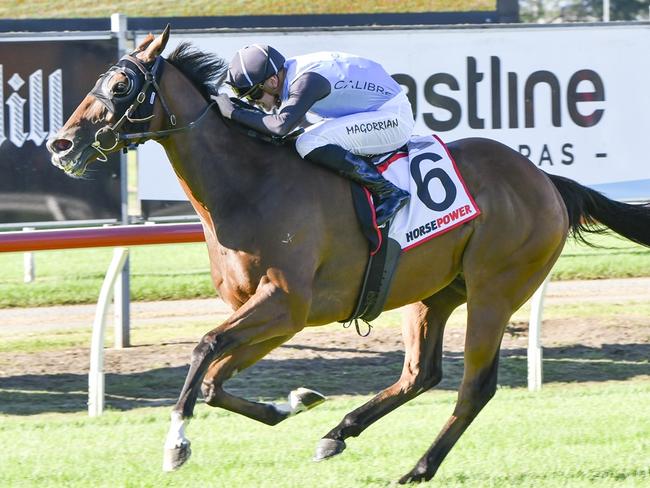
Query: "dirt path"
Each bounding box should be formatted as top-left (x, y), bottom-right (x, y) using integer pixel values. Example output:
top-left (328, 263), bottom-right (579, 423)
top-left (0, 298), bottom-right (231, 334)
top-left (0, 278), bottom-right (648, 415)
top-left (2, 277), bottom-right (648, 334)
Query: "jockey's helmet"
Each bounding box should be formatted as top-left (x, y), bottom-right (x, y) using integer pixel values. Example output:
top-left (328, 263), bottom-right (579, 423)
top-left (226, 44), bottom-right (285, 100)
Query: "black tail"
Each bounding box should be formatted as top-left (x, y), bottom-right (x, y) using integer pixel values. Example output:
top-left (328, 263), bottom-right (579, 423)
top-left (547, 174), bottom-right (650, 247)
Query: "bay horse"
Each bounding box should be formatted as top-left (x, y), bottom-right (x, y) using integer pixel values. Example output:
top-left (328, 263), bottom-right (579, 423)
top-left (47, 27), bottom-right (650, 483)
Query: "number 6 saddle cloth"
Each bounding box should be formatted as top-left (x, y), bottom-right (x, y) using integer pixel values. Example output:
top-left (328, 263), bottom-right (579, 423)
top-left (376, 133), bottom-right (481, 251)
top-left (343, 134), bottom-right (481, 326)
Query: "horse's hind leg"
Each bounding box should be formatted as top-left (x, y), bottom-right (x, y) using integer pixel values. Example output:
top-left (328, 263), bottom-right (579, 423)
top-left (398, 296), bottom-right (511, 484)
top-left (314, 284), bottom-right (466, 460)
top-left (398, 236), bottom-right (565, 483)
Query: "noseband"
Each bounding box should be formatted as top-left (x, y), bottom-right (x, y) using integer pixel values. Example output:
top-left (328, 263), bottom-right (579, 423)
top-left (90, 53), bottom-right (215, 161)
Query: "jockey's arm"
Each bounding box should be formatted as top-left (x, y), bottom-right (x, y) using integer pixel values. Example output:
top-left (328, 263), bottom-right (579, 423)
top-left (231, 72), bottom-right (330, 137)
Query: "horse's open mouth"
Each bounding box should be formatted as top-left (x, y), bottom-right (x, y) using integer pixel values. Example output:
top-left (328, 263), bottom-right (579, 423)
top-left (50, 146), bottom-right (97, 178)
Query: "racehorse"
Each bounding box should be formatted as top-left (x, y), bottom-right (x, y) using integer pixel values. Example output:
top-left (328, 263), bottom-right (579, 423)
top-left (47, 26), bottom-right (650, 483)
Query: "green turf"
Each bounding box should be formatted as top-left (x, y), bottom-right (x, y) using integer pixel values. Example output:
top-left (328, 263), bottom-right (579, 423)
top-left (553, 232), bottom-right (650, 280)
top-left (0, 381), bottom-right (648, 487)
top-left (0, 1), bottom-right (495, 19)
top-left (0, 231), bottom-right (648, 308)
top-left (0, 243), bottom-right (214, 308)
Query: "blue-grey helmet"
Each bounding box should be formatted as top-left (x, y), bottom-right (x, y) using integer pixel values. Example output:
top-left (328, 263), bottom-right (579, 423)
top-left (226, 44), bottom-right (285, 100)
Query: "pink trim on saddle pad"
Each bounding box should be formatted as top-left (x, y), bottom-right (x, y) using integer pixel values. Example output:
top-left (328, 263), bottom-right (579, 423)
top-left (364, 187), bottom-right (383, 256)
top-left (377, 151), bottom-right (408, 174)
top-left (365, 151), bottom-right (407, 255)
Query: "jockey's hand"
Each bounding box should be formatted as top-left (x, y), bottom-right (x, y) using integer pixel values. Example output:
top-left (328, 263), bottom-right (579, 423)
top-left (213, 94), bottom-right (235, 119)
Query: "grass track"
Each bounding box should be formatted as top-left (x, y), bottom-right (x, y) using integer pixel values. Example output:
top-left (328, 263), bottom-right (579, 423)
top-left (1, 381), bottom-right (648, 487)
top-left (0, 1), bottom-right (496, 20)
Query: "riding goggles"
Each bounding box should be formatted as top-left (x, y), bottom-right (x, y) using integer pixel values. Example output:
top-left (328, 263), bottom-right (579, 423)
top-left (231, 82), bottom-right (266, 102)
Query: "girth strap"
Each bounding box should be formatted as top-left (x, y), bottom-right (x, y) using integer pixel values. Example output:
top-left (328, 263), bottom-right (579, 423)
top-left (340, 208), bottom-right (402, 336)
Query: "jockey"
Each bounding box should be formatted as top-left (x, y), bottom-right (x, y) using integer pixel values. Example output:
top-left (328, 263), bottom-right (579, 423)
top-left (215, 44), bottom-right (413, 227)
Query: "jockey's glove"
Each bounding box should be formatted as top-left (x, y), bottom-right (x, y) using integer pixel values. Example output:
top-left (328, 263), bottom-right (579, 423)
top-left (213, 93), bottom-right (235, 119)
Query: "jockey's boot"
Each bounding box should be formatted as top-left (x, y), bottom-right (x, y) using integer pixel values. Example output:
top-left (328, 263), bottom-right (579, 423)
top-left (305, 144), bottom-right (410, 227)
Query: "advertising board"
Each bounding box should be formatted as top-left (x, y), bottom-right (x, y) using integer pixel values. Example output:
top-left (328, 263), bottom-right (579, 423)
top-left (0, 35), bottom-right (121, 227)
top-left (137, 24), bottom-right (650, 208)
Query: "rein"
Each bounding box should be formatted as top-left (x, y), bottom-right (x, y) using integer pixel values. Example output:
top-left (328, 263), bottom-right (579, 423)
top-left (119, 101), bottom-right (216, 147)
top-left (90, 54), bottom-right (215, 160)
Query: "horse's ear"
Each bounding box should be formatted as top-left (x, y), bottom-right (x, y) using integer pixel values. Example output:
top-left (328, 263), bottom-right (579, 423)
top-left (140, 24), bottom-right (171, 62)
top-left (135, 33), bottom-right (155, 53)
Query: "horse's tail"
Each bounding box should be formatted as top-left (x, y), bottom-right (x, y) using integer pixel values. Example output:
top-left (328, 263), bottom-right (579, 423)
top-left (547, 173), bottom-right (650, 247)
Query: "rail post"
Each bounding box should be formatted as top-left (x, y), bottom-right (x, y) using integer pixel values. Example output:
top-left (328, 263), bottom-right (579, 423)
top-left (88, 247), bottom-right (129, 417)
top-left (22, 227), bottom-right (35, 283)
top-left (111, 12), bottom-right (131, 349)
top-left (528, 275), bottom-right (550, 391)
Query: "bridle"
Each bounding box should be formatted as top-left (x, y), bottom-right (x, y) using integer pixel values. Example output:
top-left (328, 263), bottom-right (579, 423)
top-left (89, 53), bottom-right (216, 161)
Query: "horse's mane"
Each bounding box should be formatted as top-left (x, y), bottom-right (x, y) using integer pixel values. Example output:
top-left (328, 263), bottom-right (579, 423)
top-left (166, 42), bottom-right (228, 100)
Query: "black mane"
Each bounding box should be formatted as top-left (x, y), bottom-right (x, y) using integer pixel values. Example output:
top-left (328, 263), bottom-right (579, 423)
top-left (166, 43), bottom-right (228, 100)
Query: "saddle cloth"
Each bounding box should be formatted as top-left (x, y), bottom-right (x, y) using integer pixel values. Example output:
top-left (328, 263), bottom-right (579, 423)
top-left (374, 134), bottom-right (481, 251)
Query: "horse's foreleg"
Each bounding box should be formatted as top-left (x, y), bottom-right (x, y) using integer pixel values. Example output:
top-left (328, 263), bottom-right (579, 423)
top-left (314, 285), bottom-right (466, 461)
top-left (201, 336), bottom-right (325, 425)
top-left (163, 278), bottom-right (309, 471)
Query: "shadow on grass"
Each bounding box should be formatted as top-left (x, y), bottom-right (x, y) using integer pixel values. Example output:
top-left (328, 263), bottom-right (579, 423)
top-left (0, 343), bottom-right (648, 415)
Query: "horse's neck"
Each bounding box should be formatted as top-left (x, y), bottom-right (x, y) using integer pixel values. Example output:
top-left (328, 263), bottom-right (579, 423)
top-left (159, 107), bottom-right (293, 230)
top-left (151, 72), bottom-right (253, 207)
top-left (153, 65), bottom-right (308, 243)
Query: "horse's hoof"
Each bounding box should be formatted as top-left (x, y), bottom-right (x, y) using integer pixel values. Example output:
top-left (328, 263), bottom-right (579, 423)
top-left (313, 438), bottom-right (346, 461)
top-left (289, 387), bottom-right (326, 413)
top-left (162, 440), bottom-right (192, 472)
top-left (398, 469), bottom-right (428, 484)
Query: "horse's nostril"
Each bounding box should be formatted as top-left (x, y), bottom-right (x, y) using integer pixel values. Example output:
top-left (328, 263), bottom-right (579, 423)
top-left (52, 139), bottom-right (73, 152)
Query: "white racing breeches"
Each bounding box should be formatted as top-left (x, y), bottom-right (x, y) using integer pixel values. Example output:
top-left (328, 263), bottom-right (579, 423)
top-left (295, 91), bottom-right (415, 158)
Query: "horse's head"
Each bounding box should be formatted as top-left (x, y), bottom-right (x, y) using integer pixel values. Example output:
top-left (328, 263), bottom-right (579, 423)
top-left (47, 26), bottom-right (171, 178)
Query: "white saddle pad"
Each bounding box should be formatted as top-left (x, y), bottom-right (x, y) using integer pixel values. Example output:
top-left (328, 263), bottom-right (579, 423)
top-left (377, 134), bottom-right (481, 251)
